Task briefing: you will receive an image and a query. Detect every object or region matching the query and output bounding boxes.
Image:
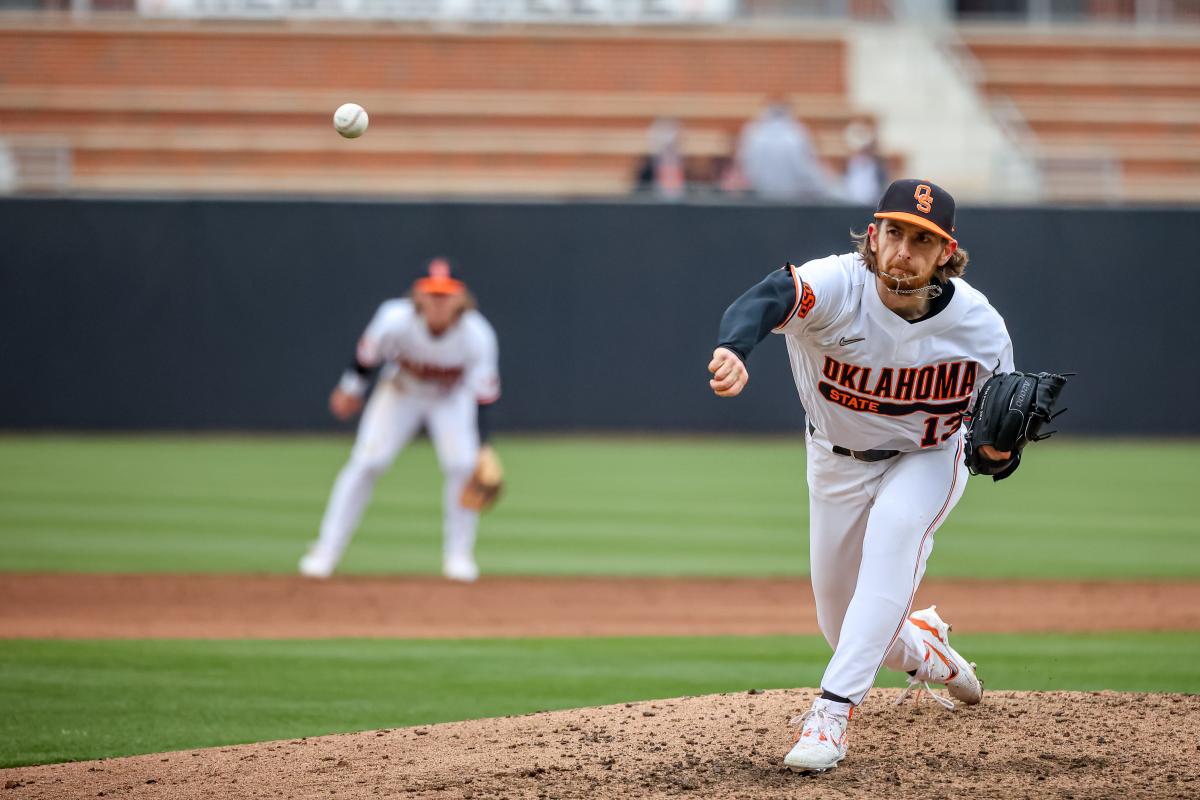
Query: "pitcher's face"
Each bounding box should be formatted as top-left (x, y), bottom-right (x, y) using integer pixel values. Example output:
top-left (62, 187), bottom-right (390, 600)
top-left (869, 219), bottom-right (955, 288)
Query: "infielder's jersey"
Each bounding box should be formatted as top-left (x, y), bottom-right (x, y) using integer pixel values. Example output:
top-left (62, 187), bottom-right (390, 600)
top-left (719, 253), bottom-right (1013, 452)
top-left (356, 299), bottom-right (501, 404)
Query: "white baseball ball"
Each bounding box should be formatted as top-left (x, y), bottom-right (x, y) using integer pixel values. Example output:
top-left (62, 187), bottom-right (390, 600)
top-left (333, 103), bottom-right (368, 139)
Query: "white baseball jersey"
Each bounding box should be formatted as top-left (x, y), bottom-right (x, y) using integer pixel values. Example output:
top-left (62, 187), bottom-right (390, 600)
top-left (308, 298), bottom-right (500, 579)
top-left (775, 253), bottom-right (1013, 452)
top-left (356, 299), bottom-right (501, 405)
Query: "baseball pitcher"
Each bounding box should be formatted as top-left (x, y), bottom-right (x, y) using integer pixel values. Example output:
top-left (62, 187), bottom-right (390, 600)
top-left (708, 179), bottom-right (1067, 772)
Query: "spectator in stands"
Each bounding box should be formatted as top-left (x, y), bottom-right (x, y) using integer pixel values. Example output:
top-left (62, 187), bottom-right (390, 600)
top-left (0, 141), bottom-right (16, 194)
top-left (634, 117), bottom-right (686, 200)
top-left (736, 100), bottom-right (831, 201)
top-left (842, 119), bottom-right (888, 205)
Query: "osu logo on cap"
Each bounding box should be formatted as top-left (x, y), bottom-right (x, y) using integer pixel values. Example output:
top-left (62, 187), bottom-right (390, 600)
top-left (874, 178), bottom-right (956, 242)
top-left (914, 184), bottom-right (933, 214)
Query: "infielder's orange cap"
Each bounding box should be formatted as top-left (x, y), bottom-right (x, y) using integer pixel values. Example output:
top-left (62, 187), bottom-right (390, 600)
top-left (414, 258), bottom-right (466, 295)
top-left (873, 178), bottom-right (957, 243)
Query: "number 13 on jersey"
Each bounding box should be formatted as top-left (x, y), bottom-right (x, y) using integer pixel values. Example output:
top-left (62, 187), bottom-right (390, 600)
top-left (920, 413), bottom-right (964, 448)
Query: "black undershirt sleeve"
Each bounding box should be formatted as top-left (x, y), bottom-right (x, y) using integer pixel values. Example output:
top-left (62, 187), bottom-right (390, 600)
top-left (715, 267), bottom-right (798, 362)
top-left (350, 354), bottom-right (375, 377)
top-left (476, 402), bottom-right (492, 444)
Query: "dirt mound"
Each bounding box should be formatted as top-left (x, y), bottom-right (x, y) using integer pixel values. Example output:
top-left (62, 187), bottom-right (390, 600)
top-left (5, 689), bottom-right (1196, 799)
top-left (3, 574), bottom-right (1199, 638)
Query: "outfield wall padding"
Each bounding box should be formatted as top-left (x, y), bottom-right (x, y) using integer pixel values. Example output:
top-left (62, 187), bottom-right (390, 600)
top-left (0, 197), bottom-right (1190, 434)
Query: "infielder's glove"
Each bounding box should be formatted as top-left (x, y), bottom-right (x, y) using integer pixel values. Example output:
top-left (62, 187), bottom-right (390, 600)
top-left (964, 371), bottom-right (1070, 481)
top-left (460, 445), bottom-right (504, 512)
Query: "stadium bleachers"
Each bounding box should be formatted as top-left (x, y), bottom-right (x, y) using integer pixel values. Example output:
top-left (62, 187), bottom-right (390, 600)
top-left (8, 19), bottom-right (1196, 202)
top-left (0, 22), bottom-right (887, 196)
top-left (961, 30), bottom-right (1200, 202)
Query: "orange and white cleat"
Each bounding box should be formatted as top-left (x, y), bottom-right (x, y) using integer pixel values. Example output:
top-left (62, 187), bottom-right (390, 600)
top-left (897, 605), bottom-right (983, 709)
top-left (783, 698), bottom-right (853, 772)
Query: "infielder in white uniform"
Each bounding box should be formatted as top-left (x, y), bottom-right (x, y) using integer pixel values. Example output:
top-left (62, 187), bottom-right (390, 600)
top-left (709, 179), bottom-right (1016, 772)
top-left (301, 260), bottom-right (501, 582)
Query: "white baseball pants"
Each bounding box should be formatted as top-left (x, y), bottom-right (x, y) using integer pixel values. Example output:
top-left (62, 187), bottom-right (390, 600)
top-left (805, 427), bottom-right (967, 705)
top-left (313, 380), bottom-right (480, 567)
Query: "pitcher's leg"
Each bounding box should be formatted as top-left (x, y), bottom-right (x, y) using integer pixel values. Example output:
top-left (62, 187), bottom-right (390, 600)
top-left (305, 384), bottom-right (422, 575)
top-left (819, 438), bottom-right (967, 704)
top-left (427, 391), bottom-right (481, 579)
top-left (806, 440), bottom-right (884, 651)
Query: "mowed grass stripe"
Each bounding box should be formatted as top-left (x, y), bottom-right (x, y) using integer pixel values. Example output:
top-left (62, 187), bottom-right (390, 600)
top-left (0, 435), bottom-right (1197, 578)
top-left (1, 632), bottom-right (1197, 769)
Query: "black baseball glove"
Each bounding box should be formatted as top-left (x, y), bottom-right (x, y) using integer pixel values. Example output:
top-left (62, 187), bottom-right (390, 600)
top-left (964, 371), bottom-right (1070, 481)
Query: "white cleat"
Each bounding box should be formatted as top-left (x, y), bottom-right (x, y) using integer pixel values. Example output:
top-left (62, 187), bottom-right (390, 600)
top-left (898, 605), bottom-right (983, 708)
top-left (299, 550), bottom-right (337, 579)
top-left (442, 553), bottom-right (480, 583)
top-left (783, 698), bottom-right (853, 773)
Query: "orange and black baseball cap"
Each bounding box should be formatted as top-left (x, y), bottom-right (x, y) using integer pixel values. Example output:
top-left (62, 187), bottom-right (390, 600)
top-left (413, 258), bottom-right (466, 295)
top-left (874, 179), bottom-right (956, 242)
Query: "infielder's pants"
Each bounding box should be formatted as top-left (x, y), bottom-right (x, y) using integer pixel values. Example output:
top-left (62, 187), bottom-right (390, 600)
top-left (315, 382), bottom-right (480, 564)
top-left (805, 429), bottom-right (967, 705)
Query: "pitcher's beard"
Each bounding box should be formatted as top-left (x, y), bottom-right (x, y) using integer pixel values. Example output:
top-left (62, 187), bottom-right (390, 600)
top-left (877, 266), bottom-right (943, 299)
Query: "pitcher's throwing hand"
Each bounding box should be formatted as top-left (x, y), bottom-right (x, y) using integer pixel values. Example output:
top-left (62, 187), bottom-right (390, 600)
top-left (708, 348), bottom-right (749, 397)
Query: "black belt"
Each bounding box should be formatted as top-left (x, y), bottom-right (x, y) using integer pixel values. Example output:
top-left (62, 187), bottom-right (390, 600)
top-left (808, 422), bottom-right (900, 463)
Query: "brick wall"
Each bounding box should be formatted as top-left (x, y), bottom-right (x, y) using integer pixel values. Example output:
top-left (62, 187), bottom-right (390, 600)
top-left (0, 23), bottom-right (859, 196)
top-left (1, 25), bottom-right (845, 94)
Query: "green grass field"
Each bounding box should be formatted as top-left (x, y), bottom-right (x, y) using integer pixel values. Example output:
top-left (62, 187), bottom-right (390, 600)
top-left (1, 435), bottom-right (1198, 578)
top-left (2, 434), bottom-right (1198, 769)
top-left (3, 632), bottom-right (1198, 769)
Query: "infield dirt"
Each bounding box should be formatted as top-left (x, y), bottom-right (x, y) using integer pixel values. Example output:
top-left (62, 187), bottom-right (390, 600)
top-left (2, 574), bottom-right (1198, 638)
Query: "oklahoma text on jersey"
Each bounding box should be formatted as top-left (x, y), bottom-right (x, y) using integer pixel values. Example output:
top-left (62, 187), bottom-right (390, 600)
top-left (398, 358), bottom-right (466, 386)
top-left (819, 356), bottom-right (978, 416)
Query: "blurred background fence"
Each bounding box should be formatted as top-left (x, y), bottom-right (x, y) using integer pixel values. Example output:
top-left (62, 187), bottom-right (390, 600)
top-left (2, 196), bottom-right (1193, 434)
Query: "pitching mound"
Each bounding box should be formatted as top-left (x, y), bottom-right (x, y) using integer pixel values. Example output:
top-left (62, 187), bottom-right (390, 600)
top-left (5, 689), bottom-right (1197, 799)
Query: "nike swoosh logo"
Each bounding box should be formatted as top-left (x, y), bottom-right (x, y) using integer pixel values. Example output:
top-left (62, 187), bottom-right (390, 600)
top-left (838, 337), bottom-right (865, 346)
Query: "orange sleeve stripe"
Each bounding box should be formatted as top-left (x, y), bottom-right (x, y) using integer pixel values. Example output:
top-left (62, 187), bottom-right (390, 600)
top-left (772, 264), bottom-right (803, 332)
